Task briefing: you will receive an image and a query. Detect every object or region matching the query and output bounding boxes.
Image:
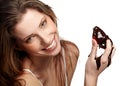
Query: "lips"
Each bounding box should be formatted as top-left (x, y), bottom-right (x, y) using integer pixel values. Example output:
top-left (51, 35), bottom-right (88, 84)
top-left (44, 39), bottom-right (57, 51)
top-left (46, 40), bottom-right (56, 49)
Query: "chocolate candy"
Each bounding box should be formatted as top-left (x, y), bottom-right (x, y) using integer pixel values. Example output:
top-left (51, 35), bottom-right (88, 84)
top-left (92, 26), bottom-right (113, 70)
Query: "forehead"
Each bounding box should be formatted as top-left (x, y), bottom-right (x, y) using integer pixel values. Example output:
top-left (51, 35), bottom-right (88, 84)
top-left (13, 9), bottom-right (44, 39)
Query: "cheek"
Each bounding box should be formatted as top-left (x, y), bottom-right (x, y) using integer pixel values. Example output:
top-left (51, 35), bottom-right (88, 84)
top-left (22, 42), bottom-right (41, 53)
top-left (26, 46), bottom-right (39, 52)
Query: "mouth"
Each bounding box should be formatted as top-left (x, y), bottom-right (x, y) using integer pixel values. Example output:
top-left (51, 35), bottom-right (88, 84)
top-left (46, 40), bottom-right (56, 50)
top-left (42, 38), bottom-right (57, 52)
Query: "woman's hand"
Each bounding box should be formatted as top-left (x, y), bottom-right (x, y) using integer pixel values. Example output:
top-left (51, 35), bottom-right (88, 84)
top-left (84, 39), bottom-right (116, 86)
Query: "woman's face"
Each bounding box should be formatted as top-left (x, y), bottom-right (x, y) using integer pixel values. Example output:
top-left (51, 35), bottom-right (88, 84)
top-left (13, 9), bottom-right (61, 57)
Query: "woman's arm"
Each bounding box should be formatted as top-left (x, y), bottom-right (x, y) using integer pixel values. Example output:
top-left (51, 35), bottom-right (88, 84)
top-left (84, 73), bottom-right (98, 86)
top-left (84, 39), bottom-right (115, 86)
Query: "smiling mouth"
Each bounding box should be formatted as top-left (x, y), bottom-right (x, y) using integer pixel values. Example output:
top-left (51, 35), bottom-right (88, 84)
top-left (44, 39), bottom-right (57, 51)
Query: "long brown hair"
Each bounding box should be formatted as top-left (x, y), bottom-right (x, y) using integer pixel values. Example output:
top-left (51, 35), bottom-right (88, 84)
top-left (0, 0), bottom-right (79, 86)
top-left (0, 0), bottom-right (57, 86)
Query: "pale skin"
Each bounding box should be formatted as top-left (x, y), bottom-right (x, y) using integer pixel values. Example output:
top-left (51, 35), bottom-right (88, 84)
top-left (14, 8), bottom-right (62, 86)
top-left (84, 39), bottom-right (115, 86)
top-left (13, 9), bottom-right (115, 86)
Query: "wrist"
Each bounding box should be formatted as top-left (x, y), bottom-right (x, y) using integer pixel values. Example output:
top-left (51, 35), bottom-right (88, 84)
top-left (84, 73), bottom-right (98, 86)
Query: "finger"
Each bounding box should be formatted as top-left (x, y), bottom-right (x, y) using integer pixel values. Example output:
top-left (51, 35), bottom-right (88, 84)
top-left (107, 47), bottom-right (114, 66)
top-left (101, 39), bottom-right (112, 64)
top-left (107, 46), bottom-right (116, 66)
top-left (110, 46), bottom-right (116, 59)
top-left (89, 39), bottom-right (98, 59)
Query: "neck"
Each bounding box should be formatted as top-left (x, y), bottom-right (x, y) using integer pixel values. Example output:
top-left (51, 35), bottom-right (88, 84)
top-left (30, 56), bottom-right (54, 73)
top-left (23, 50), bottom-right (64, 85)
top-left (23, 55), bottom-right (54, 72)
top-left (23, 55), bottom-right (55, 84)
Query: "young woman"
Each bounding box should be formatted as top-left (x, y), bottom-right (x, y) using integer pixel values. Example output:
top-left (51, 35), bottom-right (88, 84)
top-left (0, 0), bottom-right (115, 86)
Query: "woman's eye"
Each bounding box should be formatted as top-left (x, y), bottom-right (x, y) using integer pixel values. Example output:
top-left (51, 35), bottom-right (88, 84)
top-left (40, 20), bottom-right (47, 28)
top-left (25, 36), bottom-right (35, 43)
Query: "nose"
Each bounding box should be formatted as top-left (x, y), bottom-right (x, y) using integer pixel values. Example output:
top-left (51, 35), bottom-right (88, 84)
top-left (37, 30), bottom-right (53, 45)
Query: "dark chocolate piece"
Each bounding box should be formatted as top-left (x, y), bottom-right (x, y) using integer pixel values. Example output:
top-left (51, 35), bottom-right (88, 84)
top-left (95, 55), bottom-right (102, 70)
top-left (92, 26), bottom-right (113, 70)
top-left (93, 26), bottom-right (113, 49)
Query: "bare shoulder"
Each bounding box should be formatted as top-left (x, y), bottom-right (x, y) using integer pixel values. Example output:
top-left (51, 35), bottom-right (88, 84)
top-left (16, 72), bottom-right (43, 86)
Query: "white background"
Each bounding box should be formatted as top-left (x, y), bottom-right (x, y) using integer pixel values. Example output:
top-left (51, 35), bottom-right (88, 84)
top-left (41, 0), bottom-right (120, 86)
